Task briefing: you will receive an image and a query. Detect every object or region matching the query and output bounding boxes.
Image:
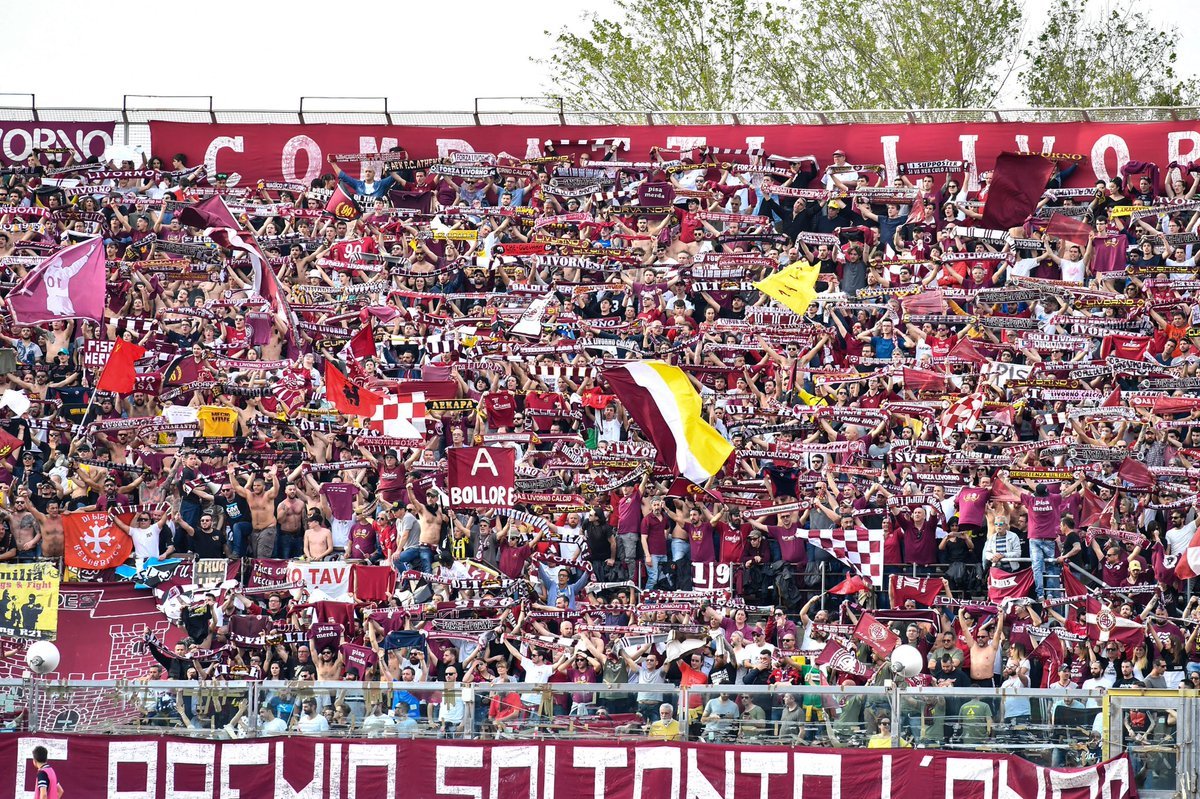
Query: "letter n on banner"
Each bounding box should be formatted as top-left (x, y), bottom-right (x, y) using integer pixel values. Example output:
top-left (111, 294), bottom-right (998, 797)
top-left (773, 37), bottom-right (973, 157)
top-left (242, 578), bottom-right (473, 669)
top-left (447, 446), bottom-right (515, 510)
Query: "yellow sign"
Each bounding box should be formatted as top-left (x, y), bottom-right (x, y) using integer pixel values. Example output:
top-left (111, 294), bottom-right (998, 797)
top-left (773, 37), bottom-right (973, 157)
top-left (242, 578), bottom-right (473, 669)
top-left (0, 563), bottom-right (59, 640)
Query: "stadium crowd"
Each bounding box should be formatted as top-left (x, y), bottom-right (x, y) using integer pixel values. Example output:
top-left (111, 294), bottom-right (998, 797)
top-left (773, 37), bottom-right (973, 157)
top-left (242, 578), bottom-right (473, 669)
top-left (0, 139), bottom-right (1197, 762)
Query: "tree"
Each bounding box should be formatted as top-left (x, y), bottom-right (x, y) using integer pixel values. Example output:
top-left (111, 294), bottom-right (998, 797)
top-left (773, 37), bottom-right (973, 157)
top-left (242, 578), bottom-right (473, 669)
top-left (778, 0), bottom-right (1025, 109)
top-left (1020, 0), bottom-right (1188, 107)
top-left (541, 0), bottom-right (1025, 112)
top-left (540, 0), bottom-right (800, 113)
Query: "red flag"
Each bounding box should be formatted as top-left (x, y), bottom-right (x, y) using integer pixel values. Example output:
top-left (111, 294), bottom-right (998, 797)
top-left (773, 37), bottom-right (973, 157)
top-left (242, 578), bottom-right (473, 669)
top-left (1046, 212), bottom-right (1093, 249)
top-left (0, 428), bottom-right (23, 463)
top-left (899, 288), bottom-right (947, 315)
top-left (64, 510), bottom-right (132, 570)
top-left (345, 324), bottom-right (376, 361)
top-left (815, 639), bottom-right (869, 677)
top-left (324, 362), bottom-right (382, 417)
top-left (8, 237), bottom-right (108, 324)
top-left (900, 367), bottom-right (947, 393)
top-left (177, 194), bottom-right (242, 230)
top-left (325, 184), bottom-right (363, 221)
top-left (1101, 387), bottom-right (1122, 407)
top-left (1062, 561), bottom-right (1090, 600)
top-left (1100, 334), bottom-right (1150, 361)
top-left (851, 612), bottom-right (900, 658)
top-left (96, 339), bottom-right (147, 394)
top-left (665, 477), bottom-right (724, 504)
top-left (1175, 524), bottom-right (1200, 579)
top-left (829, 575), bottom-right (869, 595)
top-left (980, 152), bottom-right (1057, 230)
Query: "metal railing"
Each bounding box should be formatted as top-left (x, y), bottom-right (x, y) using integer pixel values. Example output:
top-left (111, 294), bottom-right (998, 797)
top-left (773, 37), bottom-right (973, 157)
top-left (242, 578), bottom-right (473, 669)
top-left (1, 94), bottom-right (1199, 126)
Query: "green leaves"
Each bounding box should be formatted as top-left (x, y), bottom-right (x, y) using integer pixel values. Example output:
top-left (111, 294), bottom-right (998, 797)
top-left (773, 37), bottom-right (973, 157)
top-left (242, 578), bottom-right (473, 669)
top-left (1019, 0), bottom-right (1190, 107)
top-left (540, 0), bottom-right (1189, 111)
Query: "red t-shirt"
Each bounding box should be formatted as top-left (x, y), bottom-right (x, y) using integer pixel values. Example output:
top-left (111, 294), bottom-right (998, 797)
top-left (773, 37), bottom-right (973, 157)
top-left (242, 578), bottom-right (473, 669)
top-left (482, 391), bottom-right (517, 429)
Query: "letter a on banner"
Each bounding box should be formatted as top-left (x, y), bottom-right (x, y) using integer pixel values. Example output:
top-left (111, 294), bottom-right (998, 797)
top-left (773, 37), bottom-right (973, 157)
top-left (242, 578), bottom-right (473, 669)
top-left (447, 446), bottom-right (515, 510)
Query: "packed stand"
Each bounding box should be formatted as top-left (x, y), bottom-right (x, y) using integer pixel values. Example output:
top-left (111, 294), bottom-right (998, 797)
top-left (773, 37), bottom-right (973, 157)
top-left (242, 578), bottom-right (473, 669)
top-left (0, 142), bottom-right (1196, 767)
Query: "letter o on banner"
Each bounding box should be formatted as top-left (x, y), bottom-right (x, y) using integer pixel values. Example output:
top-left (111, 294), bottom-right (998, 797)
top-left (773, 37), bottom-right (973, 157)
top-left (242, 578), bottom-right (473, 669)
top-left (3, 129), bottom-right (33, 162)
top-left (282, 135), bottom-right (322, 185)
top-left (1090, 134), bottom-right (1130, 184)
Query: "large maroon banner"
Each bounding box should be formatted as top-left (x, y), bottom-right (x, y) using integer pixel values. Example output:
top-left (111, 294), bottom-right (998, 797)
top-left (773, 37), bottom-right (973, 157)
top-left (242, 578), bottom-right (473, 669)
top-left (1, 735), bottom-right (1136, 799)
top-left (0, 122), bottom-right (116, 166)
top-left (150, 118), bottom-right (1200, 190)
top-left (448, 446), bottom-right (516, 509)
top-left (0, 582), bottom-right (180, 681)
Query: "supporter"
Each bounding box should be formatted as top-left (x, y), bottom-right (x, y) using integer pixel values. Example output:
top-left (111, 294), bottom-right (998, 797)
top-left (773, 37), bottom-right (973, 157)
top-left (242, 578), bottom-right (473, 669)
top-left (646, 702), bottom-right (681, 740)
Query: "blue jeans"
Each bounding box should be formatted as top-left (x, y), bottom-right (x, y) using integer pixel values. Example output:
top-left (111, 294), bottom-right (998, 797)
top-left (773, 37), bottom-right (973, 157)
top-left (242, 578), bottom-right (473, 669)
top-left (396, 545), bottom-right (434, 574)
top-left (645, 554), bottom-right (670, 589)
top-left (1030, 539), bottom-right (1058, 599)
top-left (228, 522), bottom-right (253, 558)
top-left (275, 530), bottom-right (303, 560)
top-left (670, 539), bottom-right (690, 561)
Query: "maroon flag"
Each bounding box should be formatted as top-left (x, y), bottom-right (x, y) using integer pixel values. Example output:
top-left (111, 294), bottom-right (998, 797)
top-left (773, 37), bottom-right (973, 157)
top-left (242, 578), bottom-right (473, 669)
top-left (889, 575), bottom-right (943, 606)
top-left (947, 336), bottom-right (987, 364)
top-left (447, 446), bottom-right (516, 509)
top-left (1092, 235), bottom-right (1128, 273)
top-left (1118, 457), bottom-right (1155, 488)
top-left (851, 612), bottom-right (900, 658)
top-left (980, 152), bottom-right (1056, 230)
top-left (987, 566), bottom-right (1035, 602)
top-left (829, 575), bottom-right (869, 595)
top-left (8, 237), bottom-right (107, 324)
top-left (815, 639), bottom-right (869, 677)
top-left (1030, 631), bottom-right (1066, 688)
top-left (325, 184), bottom-right (363, 221)
top-left (178, 194), bottom-right (241, 230)
top-left (665, 477), bottom-right (724, 504)
top-left (1085, 597), bottom-right (1145, 648)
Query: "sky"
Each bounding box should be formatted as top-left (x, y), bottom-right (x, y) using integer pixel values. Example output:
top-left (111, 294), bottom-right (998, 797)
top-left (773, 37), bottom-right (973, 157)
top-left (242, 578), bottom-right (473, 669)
top-left (0, 0), bottom-right (1196, 112)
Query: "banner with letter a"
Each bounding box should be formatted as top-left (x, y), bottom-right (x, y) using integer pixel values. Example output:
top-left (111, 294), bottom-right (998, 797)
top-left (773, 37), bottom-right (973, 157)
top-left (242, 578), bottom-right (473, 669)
top-left (448, 446), bottom-right (515, 509)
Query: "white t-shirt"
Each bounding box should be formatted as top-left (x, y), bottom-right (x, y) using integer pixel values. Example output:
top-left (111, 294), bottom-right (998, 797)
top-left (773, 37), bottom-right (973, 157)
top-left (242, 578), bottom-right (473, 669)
top-left (130, 524), bottom-right (163, 559)
top-left (260, 717), bottom-right (288, 735)
top-left (1165, 519), bottom-right (1197, 556)
top-left (518, 657), bottom-right (554, 706)
top-left (1059, 258), bottom-right (1086, 283)
top-left (297, 714), bottom-right (330, 733)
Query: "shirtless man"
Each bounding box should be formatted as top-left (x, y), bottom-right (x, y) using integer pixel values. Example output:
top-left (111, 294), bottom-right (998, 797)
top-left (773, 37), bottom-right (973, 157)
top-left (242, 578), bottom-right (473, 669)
top-left (314, 644), bottom-right (345, 681)
top-left (393, 479), bottom-right (445, 574)
top-left (0, 494), bottom-right (41, 561)
top-left (959, 607), bottom-right (1005, 686)
top-left (275, 484), bottom-right (308, 560)
top-left (26, 500), bottom-right (64, 559)
top-left (303, 511), bottom-right (334, 561)
top-left (228, 464), bottom-right (280, 558)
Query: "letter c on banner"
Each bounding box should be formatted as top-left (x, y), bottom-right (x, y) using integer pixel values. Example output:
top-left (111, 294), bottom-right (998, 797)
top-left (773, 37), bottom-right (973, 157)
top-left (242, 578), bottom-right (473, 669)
top-left (282, 135), bottom-right (321, 185)
top-left (1090, 135), bottom-right (1130, 184)
top-left (204, 136), bottom-right (243, 186)
top-left (945, 757), bottom-right (995, 799)
top-left (219, 742), bottom-right (269, 799)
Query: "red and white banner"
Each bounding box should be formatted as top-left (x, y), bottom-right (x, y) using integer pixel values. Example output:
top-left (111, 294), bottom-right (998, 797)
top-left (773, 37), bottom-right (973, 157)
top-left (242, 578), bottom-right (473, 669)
top-left (448, 446), bottom-right (515, 509)
top-left (0, 122), bottom-right (116, 166)
top-left (1, 735), bottom-right (1136, 799)
top-left (151, 118), bottom-right (1200, 190)
top-left (852, 611), bottom-right (901, 658)
top-left (286, 561), bottom-right (352, 601)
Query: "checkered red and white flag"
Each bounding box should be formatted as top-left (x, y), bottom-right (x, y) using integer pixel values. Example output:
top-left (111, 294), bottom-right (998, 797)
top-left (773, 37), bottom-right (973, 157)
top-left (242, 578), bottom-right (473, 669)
top-left (939, 391), bottom-right (984, 442)
top-left (369, 392), bottom-right (426, 439)
top-left (802, 526), bottom-right (883, 587)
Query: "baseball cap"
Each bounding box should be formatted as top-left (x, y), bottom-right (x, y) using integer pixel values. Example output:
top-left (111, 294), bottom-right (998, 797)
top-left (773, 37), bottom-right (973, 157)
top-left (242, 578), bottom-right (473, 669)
top-left (833, 149), bottom-right (847, 156)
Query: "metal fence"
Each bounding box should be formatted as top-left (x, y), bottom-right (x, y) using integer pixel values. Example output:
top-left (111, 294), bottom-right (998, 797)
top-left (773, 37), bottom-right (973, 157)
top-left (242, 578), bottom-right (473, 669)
top-left (0, 678), bottom-right (1193, 797)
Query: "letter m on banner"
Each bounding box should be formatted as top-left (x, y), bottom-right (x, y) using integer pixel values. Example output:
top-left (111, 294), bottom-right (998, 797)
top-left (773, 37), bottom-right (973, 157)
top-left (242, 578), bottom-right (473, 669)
top-left (447, 446), bottom-right (516, 509)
